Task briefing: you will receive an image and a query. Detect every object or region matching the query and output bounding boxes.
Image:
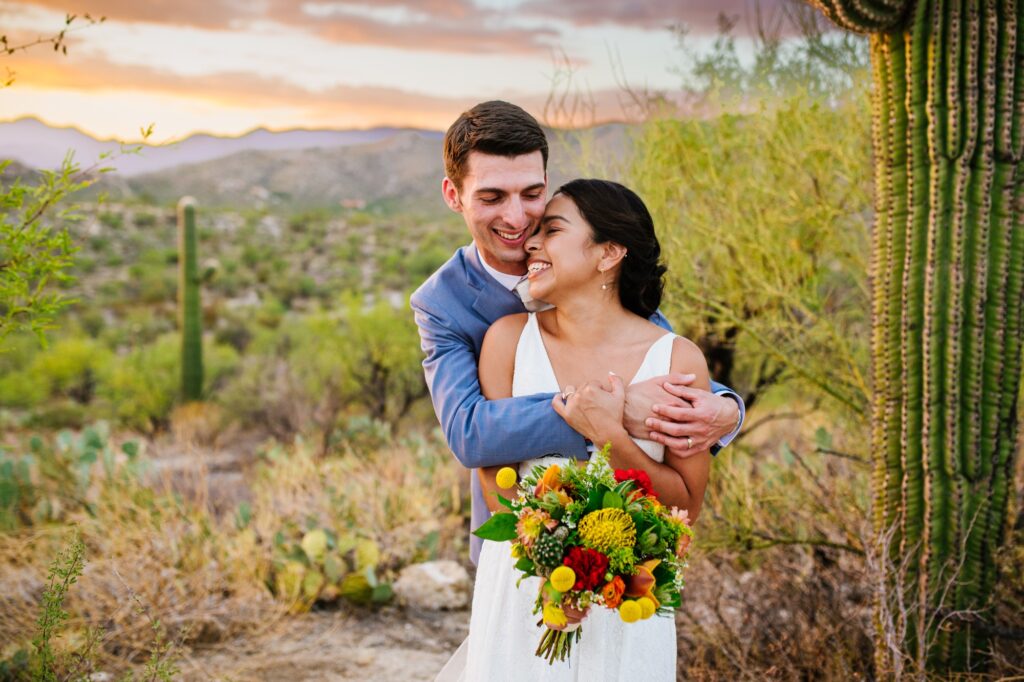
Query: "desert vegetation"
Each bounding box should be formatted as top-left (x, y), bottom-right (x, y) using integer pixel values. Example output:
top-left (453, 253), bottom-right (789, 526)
top-left (1, 6), bottom-right (1022, 681)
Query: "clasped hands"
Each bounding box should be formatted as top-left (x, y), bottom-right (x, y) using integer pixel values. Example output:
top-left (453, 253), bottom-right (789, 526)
top-left (552, 372), bottom-right (738, 459)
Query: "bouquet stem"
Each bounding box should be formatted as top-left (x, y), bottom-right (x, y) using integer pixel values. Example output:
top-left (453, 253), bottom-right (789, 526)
top-left (534, 624), bottom-right (583, 665)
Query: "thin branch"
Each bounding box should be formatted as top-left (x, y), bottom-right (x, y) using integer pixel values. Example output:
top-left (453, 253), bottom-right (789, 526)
top-left (748, 529), bottom-right (865, 556)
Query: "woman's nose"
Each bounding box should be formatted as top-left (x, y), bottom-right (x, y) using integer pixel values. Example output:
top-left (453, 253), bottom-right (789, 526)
top-left (524, 230), bottom-right (541, 252)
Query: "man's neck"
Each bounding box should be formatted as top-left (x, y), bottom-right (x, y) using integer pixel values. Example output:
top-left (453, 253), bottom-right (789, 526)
top-left (475, 244), bottom-right (527, 288)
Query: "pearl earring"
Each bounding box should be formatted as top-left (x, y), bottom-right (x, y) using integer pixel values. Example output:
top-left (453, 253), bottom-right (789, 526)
top-left (601, 283), bottom-right (608, 290)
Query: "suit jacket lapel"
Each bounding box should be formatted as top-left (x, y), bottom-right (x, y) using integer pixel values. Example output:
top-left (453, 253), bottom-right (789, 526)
top-left (465, 244), bottom-right (525, 323)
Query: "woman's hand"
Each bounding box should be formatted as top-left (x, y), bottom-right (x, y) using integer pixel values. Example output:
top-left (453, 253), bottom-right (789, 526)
top-left (551, 373), bottom-right (627, 445)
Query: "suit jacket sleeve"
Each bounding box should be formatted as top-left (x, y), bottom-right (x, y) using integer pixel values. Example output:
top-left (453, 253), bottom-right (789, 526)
top-left (413, 300), bottom-right (588, 468)
top-left (650, 310), bottom-right (746, 450)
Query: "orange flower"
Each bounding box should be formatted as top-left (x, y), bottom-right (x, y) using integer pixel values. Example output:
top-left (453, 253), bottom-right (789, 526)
top-left (676, 533), bottom-right (692, 559)
top-left (625, 559), bottom-right (661, 608)
top-left (601, 575), bottom-right (625, 608)
top-left (535, 464), bottom-right (563, 497)
top-left (533, 464), bottom-right (573, 505)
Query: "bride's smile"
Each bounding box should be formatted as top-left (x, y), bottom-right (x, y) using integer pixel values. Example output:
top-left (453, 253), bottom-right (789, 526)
top-left (524, 193), bottom-right (618, 303)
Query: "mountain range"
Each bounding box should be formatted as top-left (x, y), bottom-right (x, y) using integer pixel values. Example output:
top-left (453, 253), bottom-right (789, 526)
top-left (0, 117), bottom-right (633, 211)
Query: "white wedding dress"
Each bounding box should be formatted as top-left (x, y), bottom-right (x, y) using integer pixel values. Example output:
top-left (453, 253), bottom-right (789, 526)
top-left (439, 313), bottom-right (677, 681)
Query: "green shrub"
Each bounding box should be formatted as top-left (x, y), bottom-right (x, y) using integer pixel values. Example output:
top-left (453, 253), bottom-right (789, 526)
top-left (97, 334), bottom-right (238, 431)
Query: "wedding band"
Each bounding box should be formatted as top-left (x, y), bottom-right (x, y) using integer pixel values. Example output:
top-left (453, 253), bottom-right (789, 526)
top-left (561, 391), bottom-right (574, 401)
top-left (686, 436), bottom-right (694, 450)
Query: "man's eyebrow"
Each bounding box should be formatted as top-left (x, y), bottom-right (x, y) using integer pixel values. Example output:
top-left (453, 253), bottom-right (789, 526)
top-left (473, 182), bottom-right (546, 195)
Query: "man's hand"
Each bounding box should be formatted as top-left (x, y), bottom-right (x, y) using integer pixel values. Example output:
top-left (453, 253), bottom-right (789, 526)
top-left (645, 383), bottom-right (740, 458)
top-left (622, 373), bottom-right (693, 438)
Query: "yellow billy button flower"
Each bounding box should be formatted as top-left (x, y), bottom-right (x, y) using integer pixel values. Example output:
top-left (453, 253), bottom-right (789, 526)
top-left (550, 566), bottom-right (576, 593)
top-left (637, 596), bottom-right (656, 620)
top-left (543, 602), bottom-right (568, 630)
top-left (619, 599), bottom-right (641, 623)
top-left (496, 467), bottom-right (518, 489)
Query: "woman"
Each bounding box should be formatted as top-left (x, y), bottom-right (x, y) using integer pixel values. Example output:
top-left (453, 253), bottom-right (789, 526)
top-left (447, 179), bottom-right (711, 681)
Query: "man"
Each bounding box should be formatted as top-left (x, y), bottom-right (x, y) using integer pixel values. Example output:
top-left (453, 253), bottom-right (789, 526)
top-left (411, 101), bottom-right (744, 563)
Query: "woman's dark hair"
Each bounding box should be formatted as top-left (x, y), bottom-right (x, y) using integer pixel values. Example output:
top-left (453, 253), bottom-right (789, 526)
top-left (554, 179), bottom-right (666, 319)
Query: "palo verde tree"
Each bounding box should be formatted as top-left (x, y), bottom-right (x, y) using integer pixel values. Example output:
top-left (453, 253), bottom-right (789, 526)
top-left (806, 0), bottom-right (1024, 674)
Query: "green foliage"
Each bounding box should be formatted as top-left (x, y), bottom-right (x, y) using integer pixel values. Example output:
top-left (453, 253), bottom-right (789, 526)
top-left (32, 529), bottom-right (86, 681)
top-left (221, 298), bottom-right (426, 442)
top-left (98, 333), bottom-right (237, 431)
top-left (0, 157), bottom-right (89, 350)
top-left (674, 5), bottom-right (867, 99)
top-left (629, 88), bottom-right (872, 411)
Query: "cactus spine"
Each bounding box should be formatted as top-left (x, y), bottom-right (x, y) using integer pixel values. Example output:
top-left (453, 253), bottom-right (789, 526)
top-left (809, 0), bottom-right (1024, 673)
top-left (177, 196), bottom-right (203, 402)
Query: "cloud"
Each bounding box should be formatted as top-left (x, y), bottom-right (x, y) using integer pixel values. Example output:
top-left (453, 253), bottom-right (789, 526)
top-left (7, 0), bottom-right (560, 55)
top-left (516, 0), bottom-right (825, 37)
top-left (3, 49), bottom-right (672, 135)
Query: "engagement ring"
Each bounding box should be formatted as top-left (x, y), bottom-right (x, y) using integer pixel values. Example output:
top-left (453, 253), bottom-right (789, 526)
top-left (686, 436), bottom-right (694, 450)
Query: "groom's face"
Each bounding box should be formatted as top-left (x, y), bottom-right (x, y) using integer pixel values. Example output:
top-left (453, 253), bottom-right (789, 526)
top-left (443, 150), bottom-right (547, 276)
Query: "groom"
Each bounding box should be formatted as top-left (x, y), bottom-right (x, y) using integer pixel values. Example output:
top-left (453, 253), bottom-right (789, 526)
top-left (411, 101), bottom-right (745, 563)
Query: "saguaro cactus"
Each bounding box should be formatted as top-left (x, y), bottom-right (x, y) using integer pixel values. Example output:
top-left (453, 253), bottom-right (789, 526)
top-left (177, 196), bottom-right (203, 402)
top-left (808, 0), bottom-right (1024, 673)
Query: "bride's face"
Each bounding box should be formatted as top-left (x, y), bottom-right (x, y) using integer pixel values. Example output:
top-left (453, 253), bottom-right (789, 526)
top-left (524, 193), bottom-right (607, 302)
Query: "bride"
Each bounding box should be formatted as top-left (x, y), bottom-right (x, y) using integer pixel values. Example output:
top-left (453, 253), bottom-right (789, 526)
top-left (448, 178), bottom-right (711, 681)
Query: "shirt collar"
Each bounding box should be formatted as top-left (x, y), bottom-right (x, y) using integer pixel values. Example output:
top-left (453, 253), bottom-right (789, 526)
top-left (472, 243), bottom-right (524, 291)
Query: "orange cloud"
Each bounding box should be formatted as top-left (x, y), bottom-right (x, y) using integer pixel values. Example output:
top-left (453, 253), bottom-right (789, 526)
top-left (3, 49), bottom-right (669, 137)
top-left (8, 0), bottom-right (559, 55)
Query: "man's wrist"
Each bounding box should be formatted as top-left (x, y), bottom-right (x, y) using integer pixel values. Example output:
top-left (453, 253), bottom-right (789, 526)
top-left (717, 394), bottom-right (744, 447)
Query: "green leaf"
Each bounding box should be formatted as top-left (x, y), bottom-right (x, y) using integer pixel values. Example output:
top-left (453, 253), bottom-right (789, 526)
top-left (371, 583), bottom-right (393, 604)
top-left (514, 556), bottom-right (535, 573)
top-left (602, 490), bottom-right (623, 509)
top-left (814, 427), bottom-right (832, 450)
top-left (472, 512), bottom-right (518, 541)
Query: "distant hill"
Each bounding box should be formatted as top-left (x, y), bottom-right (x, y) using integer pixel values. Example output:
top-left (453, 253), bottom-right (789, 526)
top-left (1, 118), bottom-right (637, 212)
top-left (0, 117), bottom-right (441, 177)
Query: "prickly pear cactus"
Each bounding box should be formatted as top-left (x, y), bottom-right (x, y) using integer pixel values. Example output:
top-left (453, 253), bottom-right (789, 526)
top-left (807, 0), bottom-right (1024, 673)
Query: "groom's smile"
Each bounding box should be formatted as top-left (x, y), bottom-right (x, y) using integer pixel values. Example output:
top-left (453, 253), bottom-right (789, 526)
top-left (442, 150), bottom-right (547, 276)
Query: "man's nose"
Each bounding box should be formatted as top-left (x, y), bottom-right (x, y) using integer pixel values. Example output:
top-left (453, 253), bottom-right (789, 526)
top-left (501, 196), bottom-right (529, 230)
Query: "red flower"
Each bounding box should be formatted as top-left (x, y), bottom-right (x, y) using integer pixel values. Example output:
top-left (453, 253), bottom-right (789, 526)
top-left (562, 547), bottom-right (610, 591)
top-left (615, 468), bottom-right (658, 499)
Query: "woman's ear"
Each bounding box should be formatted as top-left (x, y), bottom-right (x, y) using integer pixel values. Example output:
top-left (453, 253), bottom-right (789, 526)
top-left (597, 242), bottom-right (627, 273)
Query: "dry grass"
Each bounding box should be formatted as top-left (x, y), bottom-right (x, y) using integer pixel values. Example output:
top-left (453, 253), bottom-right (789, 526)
top-left (0, 425), bottom-right (468, 676)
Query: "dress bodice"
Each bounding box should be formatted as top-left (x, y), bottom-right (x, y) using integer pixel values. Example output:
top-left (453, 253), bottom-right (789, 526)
top-left (511, 312), bottom-right (674, 474)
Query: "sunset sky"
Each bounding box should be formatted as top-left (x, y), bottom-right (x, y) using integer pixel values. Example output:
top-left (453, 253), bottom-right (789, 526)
top-left (1, 0), bottom-right (796, 142)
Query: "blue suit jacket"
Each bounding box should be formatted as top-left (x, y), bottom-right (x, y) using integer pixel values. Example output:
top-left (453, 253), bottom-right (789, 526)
top-left (411, 244), bottom-right (743, 563)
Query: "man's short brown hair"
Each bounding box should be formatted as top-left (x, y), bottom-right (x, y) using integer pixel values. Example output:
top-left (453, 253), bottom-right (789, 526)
top-left (443, 101), bottom-right (549, 190)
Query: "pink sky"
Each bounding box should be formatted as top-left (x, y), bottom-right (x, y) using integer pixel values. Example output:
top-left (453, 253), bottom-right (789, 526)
top-left (0, 0), bottom-right (800, 141)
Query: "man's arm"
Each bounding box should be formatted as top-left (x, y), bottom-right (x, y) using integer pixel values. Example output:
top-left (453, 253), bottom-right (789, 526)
top-left (641, 310), bottom-right (746, 455)
top-left (412, 302), bottom-right (587, 468)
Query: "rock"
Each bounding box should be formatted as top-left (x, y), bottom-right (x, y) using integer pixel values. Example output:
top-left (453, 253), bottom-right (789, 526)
top-left (392, 560), bottom-right (471, 611)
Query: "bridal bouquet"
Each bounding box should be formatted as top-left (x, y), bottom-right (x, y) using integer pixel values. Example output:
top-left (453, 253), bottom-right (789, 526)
top-left (473, 445), bottom-right (694, 664)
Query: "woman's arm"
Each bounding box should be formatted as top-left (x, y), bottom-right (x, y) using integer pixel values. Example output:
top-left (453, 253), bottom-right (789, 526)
top-left (553, 337), bottom-right (712, 520)
top-left (475, 314), bottom-right (527, 512)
